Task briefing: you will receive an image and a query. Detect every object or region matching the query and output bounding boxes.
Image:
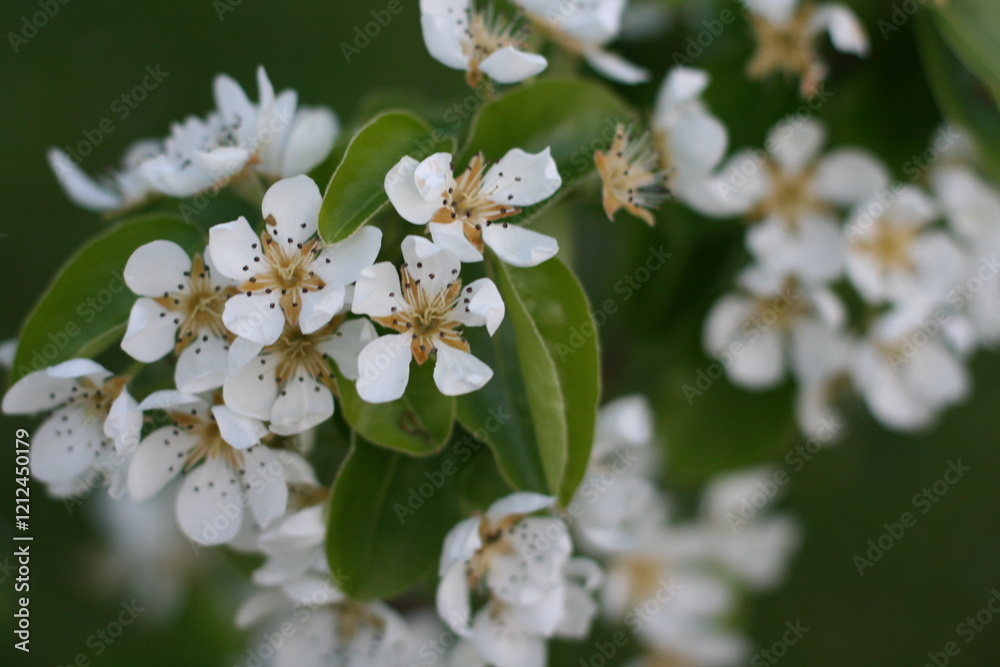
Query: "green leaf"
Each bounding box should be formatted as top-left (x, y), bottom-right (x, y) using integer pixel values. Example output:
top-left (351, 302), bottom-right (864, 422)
top-left (505, 259), bottom-right (600, 505)
top-left (457, 255), bottom-right (600, 501)
top-left (932, 1), bottom-right (1000, 100)
top-left (457, 79), bottom-right (633, 222)
top-left (325, 437), bottom-right (462, 600)
top-left (336, 360), bottom-right (455, 456)
top-left (917, 13), bottom-right (1000, 182)
top-left (11, 216), bottom-right (205, 382)
top-left (318, 111), bottom-right (452, 243)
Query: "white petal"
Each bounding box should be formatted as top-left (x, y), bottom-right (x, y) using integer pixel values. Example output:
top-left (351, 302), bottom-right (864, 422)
top-left (440, 517), bottom-right (483, 574)
top-left (402, 235), bottom-right (462, 295)
top-left (235, 591), bottom-right (289, 629)
top-left (175, 333), bottom-right (230, 393)
top-left (240, 445), bottom-right (289, 527)
top-left (582, 48), bottom-right (649, 84)
top-left (703, 294), bottom-right (754, 355)
top-left (669, 109), bottom-right (729, 177)
top-left (121, 298), bottom-right (177, 363)
top-left (213, 73), bottom-right (256, 136)
top-left (436, 561), bottom-right (473, 636)
top-left (482, 223), bottom-right (558, 267)
top-left (472, 605), bottom-right (547, 667)
top-left (767, 118), bottom-right (825, 172)
top-left (414, 152), bottom-right (457, 199)
top-left (316, 318), bottom-right (378, 381)
top-left (46, 358), bottom-right (111, 380)
top-left (486, 493), bottom-right (555, 521)
top-left (452, 278), bottom-right (504, 335)
top-left (3, 369), bottom-right (77, 415)
top-left (487, 517), bottom-right (571, 606)
top-left (192, 147), bottom-right (252, 184)
top-left (105, 388), bottom-right (142, 454)
top-left (213, 404), bottom-right (267, 450)
top-left (313, 225), bottom-right (383, 286)
top-left (429, 221), bottom-right (484, 262)
top-left (905, 343), bottom-right (969, 409)
top-left (555, 581), bottom-right (599, 639)
top-left (176, 457), bottom-right (244, 545)
top-left (813, 149), bottom-right (889, 207)
top-left (31, 409), bottom-right (103, 485)
top-left (208, 217), bottom-right (265, 281)
top-left (420, 11), bottom-right (469, 71)
top-left (355, 334), bottom-right (413, 403)
top-left (127, 426), bottom-right (198, 501)
top-left (136, 390), bottom-right (205, 412)
top-left (261, 174), bottom-right (322, 245)
top-left (480, 47), bottom-right (548, 84)
top-left (269, 375), bottom-right (334, 436)
top-left (352, 262), bottom-right (405, 318)
top-left (280, 106), bottom-right (339, 176)
top-left (745, 0), bottom-right (797, 23)
top-left (432, 341), bottom-right (493, 395)
top-left (46, 148), bottom-right (122, 212)
top-left (227, 336), bottom-right (265, 375)
top-left (223, 292), bottom-right (286, 345)
top-left (224, 356), bottom-right (278, 421)
top-left (728, 328), bottom-right (786, 389)
top-left (810, 4), bottom-right (869, 56)
top-left (483, 148), bottom-right (562, 207)
top-left (386, 155), bottom-right (450, 224)
top-left (124, 240), bottom-right (193, 297)
top-left (297, 286), bottom-right (347, 336)
top-left (655, 66), bottom-right (709, 113)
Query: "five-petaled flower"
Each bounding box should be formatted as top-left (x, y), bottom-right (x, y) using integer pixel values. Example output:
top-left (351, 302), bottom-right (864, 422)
top-left (351, 236), bottom-right (505, 403)
top-left (385, 148), bottom-right (562, 267)
top-left (209, 174), bottom-right (382, 345)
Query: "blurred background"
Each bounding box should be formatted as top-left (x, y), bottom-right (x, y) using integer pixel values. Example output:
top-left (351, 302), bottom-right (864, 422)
top-left (1, 0), bottom-right (998, 664)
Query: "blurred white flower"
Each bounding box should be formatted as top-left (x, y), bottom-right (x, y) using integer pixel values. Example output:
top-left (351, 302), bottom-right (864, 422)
top-left (47, 140), bottom-right (161, 213)
top-left (385, 148), bottom-right (561, 266)
top-left (352, 236), bottom-right (504, 403)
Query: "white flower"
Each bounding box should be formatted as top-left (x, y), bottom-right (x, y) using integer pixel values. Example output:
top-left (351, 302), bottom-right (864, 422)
top-left (126, 390), bottom-right (286, 545)
top-left (140, 66), bottom-right (339, 198)
top-left (420, 0), bottom-right (548, 87)
top-left (844, 185), bottom-right (964, 308)
top-left (849, 313), bottom-right (969, 431)
top-left (790, 320), bottom-right (852, 440)
top-left (650, 67), bottom-right (731, 218)
top-left (715, 119), bottom-right (888, 283)
top-left (209, 175), bottom-right (382, 345)
top-left (703, 266), bottom-right (845, 389)
top-left (744, 0), bottom-right (869, 97)
top-left (237, 573), bottom-right (412, 667)
top-left (47, 140), bottom-right (161, 213)
top-left (385, 148), bottom-right (562, 267)
top-left (121, 241), bottom-right (237, 393)
top-left (0, 339), bottom-right (17, 369)
top-left (351, 236), bottom-right (504, 403)
top-left (2, 359), bottom-right (141, 499)
top-left (436, 492), bottom-right (600, 667)
top-left (224, 317), bottom-right (376, 435)
top-left (594, 124), bottom-right (669, 225)
top-left (516, 0), bottom-right (649, 84)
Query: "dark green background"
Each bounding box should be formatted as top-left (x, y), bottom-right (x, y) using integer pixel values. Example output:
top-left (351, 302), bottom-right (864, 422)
top-left (1, 0), bottom-right (998, 665)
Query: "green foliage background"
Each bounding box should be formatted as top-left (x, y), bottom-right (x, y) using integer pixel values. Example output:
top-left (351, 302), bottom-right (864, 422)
top-left (1, 0), bottom-right (999, 665)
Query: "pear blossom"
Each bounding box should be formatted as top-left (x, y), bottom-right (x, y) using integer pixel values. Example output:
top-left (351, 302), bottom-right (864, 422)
top-left (139, 66), bottom-right (339, 198)
top-left (121, 241), bottom-right (238, 393)
top-left (743, 0), bottom-right (869, 97)
top-left (127, 390), bottom-right (287, 545)
top-left (703, 266), bottom-right (846, 390)
top-left (420, 0), bottom-right (548, 88)
top-left (385, 148), bottom-right (562, 266)
top-left (594, 124), bottom-right (669, 225)
top-left (237, 572), bottom-right (412, 667)
top-left (713, 119), bottom-right (889, 283)
top-left (436, 492), bottom-right (600, 667)
top-left (2, 359), bottom-right (141, 498)
top-left (351, 236), bottom-right (505, 403)
top-left (516, 0), bottom-right (650, 84)
top-left (844, 185), bottom-right (964, 309)
top-left (650, 67), bottom-right (732, 217)
top-left (47, 140), bottom-right (161, 213)
top-left (849, 313), bottom-right (969, 431)
top-left (224, 315), bottom-right (375, 435)
top-left (209, 175), bottom-right (382, 345)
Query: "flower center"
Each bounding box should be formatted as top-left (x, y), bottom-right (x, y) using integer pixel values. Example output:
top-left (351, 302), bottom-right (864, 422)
top-left (747, 4), bottom-right (821, 94)
top-left (67, 376), bottom-right (130, 423)
top-left (156, 255), bottom-right (235, 352)
top-left (169, 402), bottom-right (244, 471)
top-left (430, 153), bottom-right (520, 251)
top-left (750, 282), bottom-right (806, 332)
top-left (619, 555), bottom-right (666, 607)
top-left (857, 219), bottom-right (918, 272)
top-left (754, 161), bottom-right (823, 228)
top-left (462, 8), bottom-right (528, 87)
top-left (595, 124), bottom-right (670, 225)
top-left (268, 319), bottom-right (343, 389)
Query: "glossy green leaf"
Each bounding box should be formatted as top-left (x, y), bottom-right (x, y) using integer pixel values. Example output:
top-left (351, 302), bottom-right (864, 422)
top-left (318, 111), bottom-right (451, 243)
top-left (336, 360), bottom-right (455, 456)
top-left (11, 216), bottom-right (205, 382)
top-left (932, 1), bottom-right (1000, 100)
top-left (457, 255), bottom-right (600, 501)
top-left (505, 259), bottom-right (600, 504)
top-left (917, 13), bottom-right (1000, 183)
top-left (325, 437), bottom-right (462, 600)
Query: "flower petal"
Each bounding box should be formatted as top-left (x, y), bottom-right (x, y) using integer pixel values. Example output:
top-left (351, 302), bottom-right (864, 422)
top-left (176, 457), bottom-right (244, 545)
top-left (208, 217), bottom-right (265, 281)
top-left (213, 404), bottom-right (267, 450)
top-left (355, 334), bottom-right (413, 403)
top-left (452, 278), bottom-right (504, 335)
top-left (429, 221), bottom-right (484, 262)
top-left (316, 318), bottom-right (378, 381)
top-left (121, 298), bottom-right (177, 363)
top-left (261, 174), bottom-right (322, 245)
top-left (436, 561), bottom-right (473, 636)
top-left (420, 10), bottom-right (469, 71)
top-left (314, 225), bottom-right (383, 286)
top-left (31, 409), bottom-right (103, 485)
top-left (268, 375), bottom-right (334, 436)
top-left (298, 285), bottom-right (348, 336)
top-left (472, 604), bottom-right (547, 667)
top-left (223, 291), bottom-right (286, 345)
top-left (128, 426), bottom-right (198, 501)
top-left (810, 3), bottom-right (869, 56)
top-left (46, 148), bottom-right (122, 212)
top-left (223, 355), bottom-right (279, 421)
top-left (124, 240), bottom-right (193, 297)
top-left (813, 148), bottom-right (889, 207)
top-left (482, 223), bottom-right (558, 267)
top-left (402, 235), bottom-right (462, 295)
top-left (240, 444), bottom-right (289, 527)
top-left (483, 148), bottom-right (562, 207)
top-left (582, 48), bottom-right (649, 84)
top-left (432, 341), bottom-right (493, 396)
top-left (767, 118), bottom-right (825, 172)
top-left (105, 388), bottom-right (143, 454)
top-left (480, 46), bottom-right (548, 84)
top-left (175, 333), bottom-right (230, 393)
top-left (280, 106), bottom-right (340, 177)
top-left (352, 262), bottom-right (405, 318)
top-left (486, 492), bottom-right (555, 522)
